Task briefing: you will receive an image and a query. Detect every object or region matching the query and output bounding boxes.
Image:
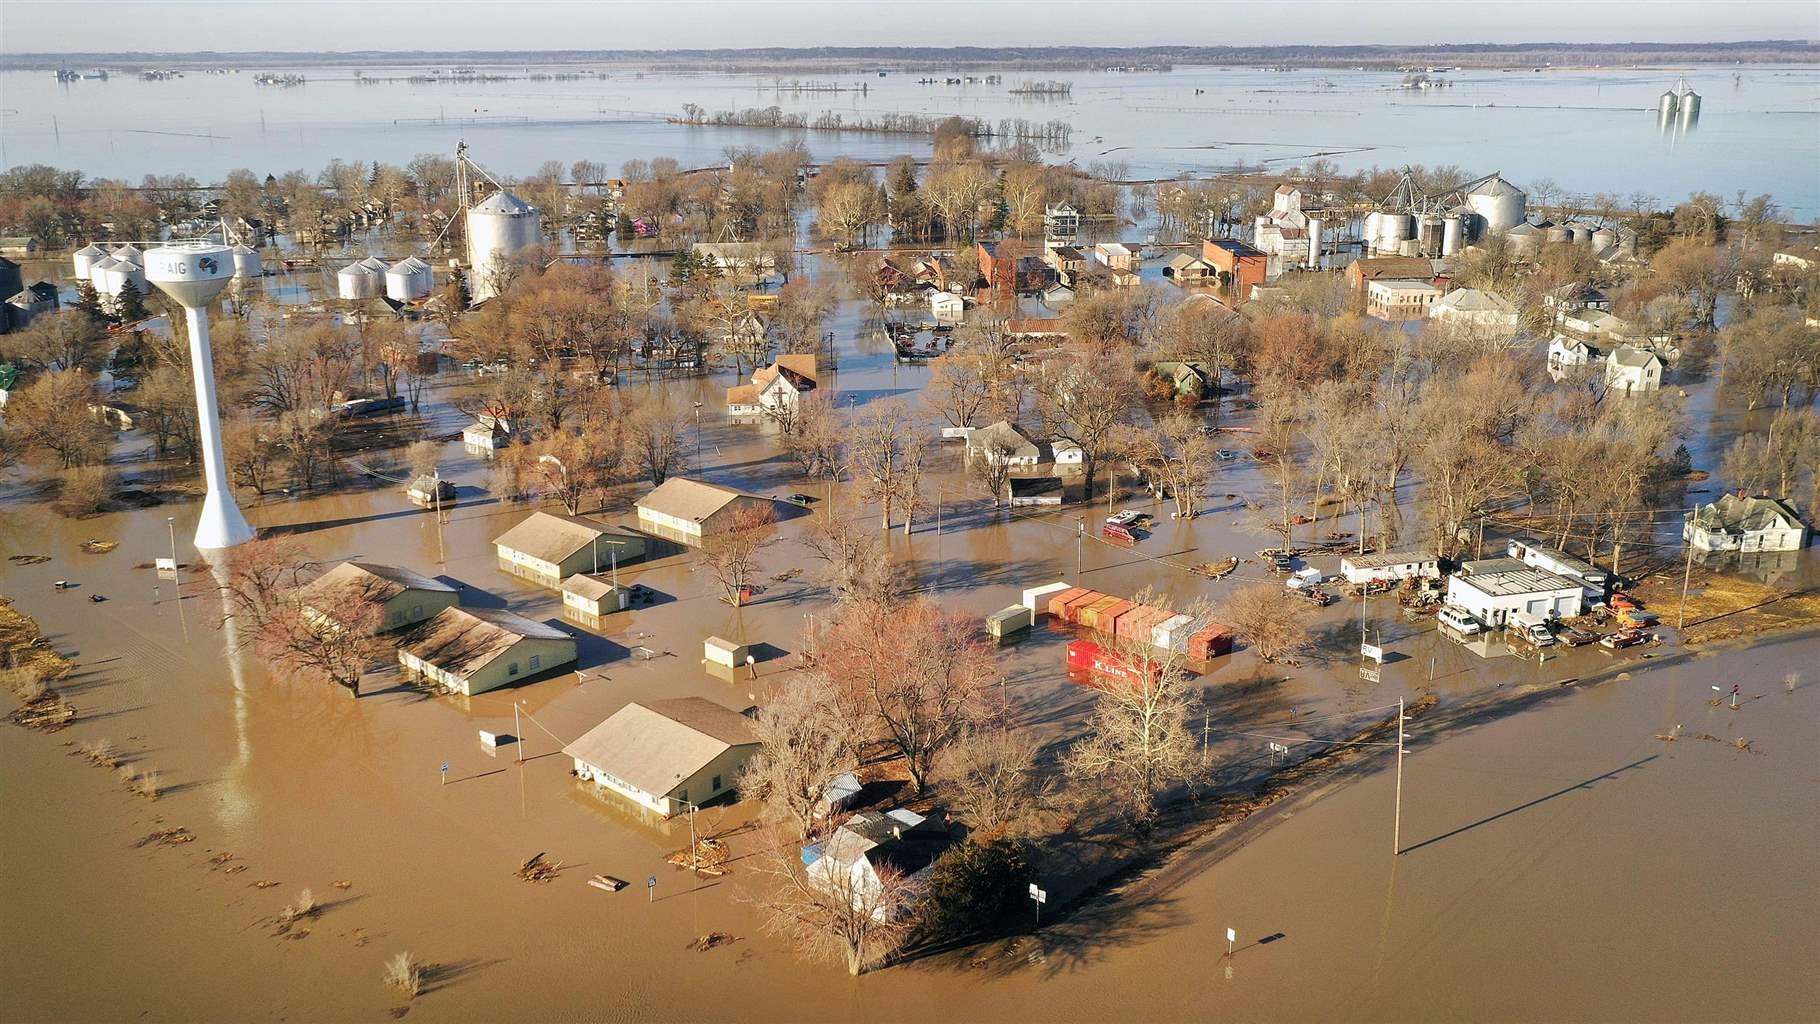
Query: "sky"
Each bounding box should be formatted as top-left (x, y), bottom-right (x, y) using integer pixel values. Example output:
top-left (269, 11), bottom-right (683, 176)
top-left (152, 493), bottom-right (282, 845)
top-left (0, 0), bottom-right (1815, 53)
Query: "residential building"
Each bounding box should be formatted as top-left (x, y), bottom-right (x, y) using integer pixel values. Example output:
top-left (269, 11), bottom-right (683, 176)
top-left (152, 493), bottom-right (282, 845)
top-left (1004, 317), bottom-right (1067, 340)
top-left (1041, 283), bottom-right (1075, 307)
top-left (462, 414), bottom-right (514, 456)
top-left (635, 477), bottom-right (772, 546)
top-left (397, 606), bottom-right (577, 696)
top-left (1150, 360), bottom-right (1217, 400)
top-left (965, 420), bottom-right (1042, 466)
top-left (1430, 288), bottom-right (1521, 332)
top-left (691, 241), bottom-right (776, 276)
top-left (494, 511), bottom-right (647, 588)
top-left (1201, 237), bottom-right (1268, 302)
top-left (1444, 558), bottom-right (1585, 628)
top-left (1345, 255), bottom-right (1439, 294)
top-left (1043, 244), bottom-right (1087, 282)
top-left (1163, 253), bottom-right (1214, 283)
top-left (1547, 336), bottom-right (1602, 382)
top-left (561, 573), bottom-right (630, 619)
top-left (1093, 242), bottom-right (1138, 271)
top-left (1684, 494), bottom-right (1807, 553)
top-left (1772, 247), bottom-right (1817, 271)
top-left (563, 697), bottom-right (760, 817)
top-left (1007, 476), bottom-right (1065, 506)
top-left (726, 354), bottom-right (818, 418)
top-left (1604, 345), bottom-right (1663, 394)
top-left (1365, 279), bottom-right (1442, 320)
top-left (299, 561), bottom-right (460, 634)
top-left (1544, 282), bottom-right (1611, 315)
top-left (1338, 551), bottom-right (1441, 586)
top-left (1043, 201), bottom-right (1080, 237)
top-left (929, 291), bottom-right (965, 320)
top-left (804, 808), bottom-right (953, 920)
top-left (1505, 539), bottom-right (1612, 601)
top-left (405, 474), bottom-right (456, 508)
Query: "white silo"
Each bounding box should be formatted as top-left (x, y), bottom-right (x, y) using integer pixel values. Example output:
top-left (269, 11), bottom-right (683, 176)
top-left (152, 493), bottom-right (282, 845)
top-left (231, 243), bottom-right (263, 279)
top-left (1545, 225), bottom-right (1571, 245)
top-left (337, 262), bottom-right (381, 301)
top-left (1590, 227), bottom-right (1617, 252)
top-left (1505, 222), bottom-right (1541, 260)
top-left (1441, 215), bottom-right (1464, 256)
top-left (1364, 213), bottom-right (1383, 252)
top-left (385, 257), bottom-right (433, 302)
top-left (358, 255), bottom-right (389, 274)
top-left (1464, 175), bottom-right (1526, 233)
top-left (90, 255), bottom-right (147, 299)
top-left (73, 243), bottom-right (105, 279)
top-left (465, 190), bottom-right (542, 304)
top-left (1658, 90), bottom-right (1679, 119)
top-left (1378, 213), bottom-right (1413, 254)
top-left (1678, 90), bottom-right (1700, 129)
top-left (112, 244), bottom-right (144, 267)
top-left (1306, 216), bottom-right (1323, 269)
top-left (143, 243), bottom-right (255, 550)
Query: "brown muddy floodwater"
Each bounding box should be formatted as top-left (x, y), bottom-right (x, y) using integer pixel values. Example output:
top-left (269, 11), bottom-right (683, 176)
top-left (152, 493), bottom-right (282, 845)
top-left (3, 421), bottom-right (1818, 1021)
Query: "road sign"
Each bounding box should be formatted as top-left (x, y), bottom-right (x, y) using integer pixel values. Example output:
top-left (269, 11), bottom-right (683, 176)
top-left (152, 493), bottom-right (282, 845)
top-left (647, 875), bottom-right (656, 903)
top-left (1226, 927), bottom-right (1236, 943)
top-left (1361, 641), bottom-right (1384, 663)
top-left (1028, 883), bottom-right (1047, 904)
top-left (1359, 665), bottom-right (1381, 684)
top-left (1268, 741), bottom-right (1288, 754)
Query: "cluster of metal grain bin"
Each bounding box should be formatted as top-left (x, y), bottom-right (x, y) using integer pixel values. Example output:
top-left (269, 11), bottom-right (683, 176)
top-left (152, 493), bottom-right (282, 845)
top-left (986, 581), bottom-right (1233, 659)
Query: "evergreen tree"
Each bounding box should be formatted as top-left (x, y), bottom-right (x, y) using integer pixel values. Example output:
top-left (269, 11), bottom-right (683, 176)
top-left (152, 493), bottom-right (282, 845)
top-left (696, 252), bottom-right (722, 282)
top-left (114, 279), bottom-right (150, 324)
top-left (669, 250), bottom-right (696, 287)
top-left (615, 211), bottom-right (635, 240)
top-left (72, 280), bottom-right (107, 323)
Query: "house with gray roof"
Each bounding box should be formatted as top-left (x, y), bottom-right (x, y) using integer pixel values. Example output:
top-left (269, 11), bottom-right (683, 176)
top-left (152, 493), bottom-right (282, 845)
top-left (299, 561), bottom-right (460, 634)
top-left (397, 606), bottom-right (576, 696)
top-left (1685, 494), bottom-right (1807, 553)
top-left (493, 511), bottom-right (647, 588)
top-left (564, 697), bottom-right (760, 817)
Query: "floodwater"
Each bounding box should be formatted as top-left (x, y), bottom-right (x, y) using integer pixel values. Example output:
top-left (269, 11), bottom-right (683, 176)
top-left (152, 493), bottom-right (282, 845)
top-left (3, 62), bottom-right (1818, 216)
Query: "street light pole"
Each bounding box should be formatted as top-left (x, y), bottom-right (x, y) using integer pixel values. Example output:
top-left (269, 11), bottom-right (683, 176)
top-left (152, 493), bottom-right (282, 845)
top-left (693, 401), bottom-right (703, 473)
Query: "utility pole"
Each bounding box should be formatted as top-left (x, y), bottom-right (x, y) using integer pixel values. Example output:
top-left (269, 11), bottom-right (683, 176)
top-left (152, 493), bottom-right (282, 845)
top-left (1475, 515), bottom-right (1485, 559)
top-left (693, 401), bottom-right (703, 473)
top-left (1394, 696), bottom-right (1405, 857)
top-left (1076, 519), bottom-right (1084, 575)
top-left (1678, 503), bottom-right (1696, 630)
top-left (432, 469), bottom-right (445, 564)
top-left (514, 701), bottom-right (523, 764)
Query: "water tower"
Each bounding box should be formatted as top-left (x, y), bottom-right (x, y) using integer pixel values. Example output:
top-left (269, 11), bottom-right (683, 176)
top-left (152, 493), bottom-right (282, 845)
top-left (143, 242), bottom-right (256, 550)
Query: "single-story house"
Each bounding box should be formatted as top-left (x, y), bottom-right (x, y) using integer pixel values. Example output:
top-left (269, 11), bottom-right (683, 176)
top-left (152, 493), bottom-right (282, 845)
top-left (1544, 283), bottom-right (1610, 314)
top-left (1772, 248), bottom-right (1817, 271)
top-left (405, 474), bottom-right (456, 507)
top-left (1547, 336), bottom-right (1602, 382)
top-left (635, 477), bottom-right (772, 546)
top-left (1604, 345), bottom-right (1662, 394)
top-left (929, 291), bottom-right (965, 319)
top-left (1684, 494), bottom-right (1807, 553)
top-left (1444, 558), bottom-right (1585, 628)
top-left (561, 573), bottom-right (630, 617)
top-left (1429, 288), bottom-right (1520, 330)
top-left (804, 807), bottom-right (953, 919)
top-left (965, 420), bottom-right (1042, 466)
top-left (462, 414), bottom-right (514, 456)
top-left (1366, 279), bottom-right (1442, 320)
top-left (1150, 361), bottom-right (1217, 400)
top-left (564, 697), bottom-right (760, 817)
top-left (299, 561), bottom-right (460, 634)
top-left (1163, 253), bottom-right (1214, 282)
top-left (1093, 242), bottom-right (1138, 271)
top-left (494, 511), bottom-right (647, 588)
top-left (1041, 283), bottom-right (1075, 307)
top-left (727, 353), bottom-right (818, 418)
top-left (1338, 551), bottom-right (1440, 586)
top-left (1005, 317), bottom-right (1067, 340)
top-left (1008, 475), bottom-right (1065, 506)
top-left (397, 606), bottom-right (577, 695)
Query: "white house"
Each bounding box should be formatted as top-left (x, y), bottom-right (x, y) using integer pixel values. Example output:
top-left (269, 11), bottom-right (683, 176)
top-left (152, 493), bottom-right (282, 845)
top-left (1043, 201), bottom-right (1080, 237)
top-left (965, 420), bottom-right (1042, 466)
top-left (1093, 242), bottom-right (1138, 271)
top-left (1684, 494), bottom-right (1807, 553)
top-left (726, 354), bottom-right (818, 418)
top-left (462, 414), bottom-right (513, 456)
top-left (564, 697), bottom-right (759, 818)
top-left (1547, 336), bottom-right (1602, 382)
top-left (1338, 551), bottom-right (1440, 586)
top-left (1444, 558), bottom-right (1585, 629)
top-left (929, 291), bottom-right (965, 320)
top-left (1430, 288), bottom-right (1520, 331)
top-left (803, 808), bottom-right (953, 920)
top-left (1366, 279), bottom-right (1442, 320)
top-left (1604, 345), bottom-right (1663, 394)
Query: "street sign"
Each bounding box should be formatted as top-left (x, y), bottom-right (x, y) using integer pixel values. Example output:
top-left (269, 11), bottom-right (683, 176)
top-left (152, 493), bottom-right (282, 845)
top-left (1226, 927), bottom-right (1236, 943)
top-left (648, 875), bottom-right (657, 888)
top-left (1359, 665), bottom-right (1381, 684)
top-left (648, 875), bottom-right (657, 903)
top-left (1028, 883), bottom-right (1047, 904)
top-left (1361, 641), bottom-right (1384, 663)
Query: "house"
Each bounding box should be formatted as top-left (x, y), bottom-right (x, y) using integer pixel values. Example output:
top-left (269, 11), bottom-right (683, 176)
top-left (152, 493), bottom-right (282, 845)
top-left (1004, 317), bottom-right (1067, 341)
top-left (1429, 288), bottom-right (1520, 331)
top-left (691, 241), bottom-right (776, 277)
top-left (1444, 558), bottom-right (1585, 628)
top-left (635, 477), bottom-right (772, 546)
top-left (1044, 201), bottom-right (1080, 237)
top-left (1043, 244), bottom-right (1087, 282)
top-left (966, 420), bottom-right (1042, 466)
top-left (397, 606), bottom-right (577, 696)
top-left (564, 697), bottom-right (760, 817)
top-left (1544, 282), bottom-right (1610, 314)
top-left (561, 573), bottom-right (630, 618)
top-left (1150, 360), bottom-right (1217, 400)
top-left (494, 511), bottom-right (647, 588)
top-left (1684, 494), bottom-right (1807, 553)
top-left (1547, 336), bottom-right (1602, 382)
top-left (462, 415), bottom-right (514, 456)
top-left (1163, 253), bottom-right (1214, 283)
top-left (1366, 279), bottom-right (1443, 320)
top-left (1200, 238), bottom-right (1268, 302)
top-left (0, 237), bottom-right (37, 258)
top-left (873, 256), bottom-right (912, 292)
top-left (1604, 345), bottom-right (1662, 394)
top-left (405, 474), bottom-right (456, 508)
top-left (299, 561), bottom-right (460, 634)
top-left (727, 353), bottom-right (818, 418)
top-left (804, 808), bottom-right (953, 919)
top-left (1093, 242), bottom-right (1138, 271)
top-left (1041, 283), bottom-right (1075, 307)
top-left (1338, 551), bottom-right (1441, 586)
top-left (929, 291), bottom-right (965, 320)
top-left (1345, 256), bottom-right (1438, 294)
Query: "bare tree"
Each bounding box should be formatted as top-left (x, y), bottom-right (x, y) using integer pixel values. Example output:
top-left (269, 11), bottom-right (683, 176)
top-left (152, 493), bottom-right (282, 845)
top-left (704, 503), bottom-right (775, 605)
top-left (0, 370), bottom-right (113, 468)
top-left (753, 829), bottom-right (913, 975)
top-left (935, 727), bottom-right (1048, 839)
top-left (625, 391), bottom-right (690, 485)
top-left (742, 681), bottom-right (852, 843)
top-left (1218, 584), bottom-right (1312, 665)
top-left (846, 400), bottom-right (918, 530)
top-left (781, 393), bottom-right (843, 479)
top-left (1030, 346), bottom-right (1136, 500)
top-left (803, 502), bottom-right (899, 606)
top-left (217, 538), bottom-right (390, 697)
top-left (1125, 412), bottom-right (1214, 518)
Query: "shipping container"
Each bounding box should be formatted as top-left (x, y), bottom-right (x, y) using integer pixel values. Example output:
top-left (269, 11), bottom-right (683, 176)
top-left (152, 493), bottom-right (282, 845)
top-left (1024, 582), bottom-right (1073, 618)
top-left (1080, 596), bottom-right (1123, 631)
top-left (986, 604), bottom-right (1034, 640)
top-left (1104, 602), bottom-right (1145, 640)
top-left (1065, 638), bottom-right (1160, 687)
top-left (1047, 587), bottom-right (1090, 621)
top-left (1151, 613), bottom-right (1195, 651)
top-left (1087, 599), bottom-right (1135, 633)
top-left (1059, 590), bottom-right (1105, 623)
top-left (1118, 605), bottom-right (1171, 644)
top-left (1189, 624), bottom-right (1235, 660)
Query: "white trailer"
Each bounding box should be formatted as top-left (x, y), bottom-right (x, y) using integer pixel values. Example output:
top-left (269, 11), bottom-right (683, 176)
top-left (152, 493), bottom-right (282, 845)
top-left (1339, 551), bottom-right (1441, 586)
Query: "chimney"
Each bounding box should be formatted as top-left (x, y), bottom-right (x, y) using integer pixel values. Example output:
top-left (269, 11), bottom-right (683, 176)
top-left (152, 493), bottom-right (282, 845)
top-left (892, 825), bottom-right (902, 839)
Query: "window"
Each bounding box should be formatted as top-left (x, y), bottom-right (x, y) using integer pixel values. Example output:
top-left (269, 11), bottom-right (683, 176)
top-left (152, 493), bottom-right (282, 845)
top-left (529, 654), bottom-right (541, 671)
top-left (508, 662), bottom-right (520, 677)
top-left (711, 775), bottom-right (722, 791)
top-left (411, 605), bottom-right (423, 619)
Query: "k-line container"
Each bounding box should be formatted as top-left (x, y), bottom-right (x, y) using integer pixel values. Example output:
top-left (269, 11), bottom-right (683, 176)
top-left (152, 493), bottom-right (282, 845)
top-left (1079, 596), bottom-right (1123, 632)
top-left (1024, 582), bottom-right (1073, 618)
top-left (1189, 625), bottom-right (1235, 660)
top-left (987, 605), bottom-right (1034, 640)
top-left (1065, 639), bottom-right (1158, 687)
top-left (1151, 613), bottom-right (1195, 651)
top-left (1047, 587), bottom-right (1089, 621)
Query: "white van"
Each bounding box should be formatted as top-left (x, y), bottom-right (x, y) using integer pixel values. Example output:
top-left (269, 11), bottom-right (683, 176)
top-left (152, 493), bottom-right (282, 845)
top-left (1286, 567), bottom-right (1326, 590)
top-left (1437, 605), bottom-right (1483, 636)
top-left (1506, 611), bottom-right (1556, 647)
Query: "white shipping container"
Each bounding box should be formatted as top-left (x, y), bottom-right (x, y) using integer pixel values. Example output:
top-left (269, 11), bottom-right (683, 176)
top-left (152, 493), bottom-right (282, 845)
top-left (1151, 613), bottom-right (1194, 652)
top-left (987, 605), bottom-right (1034, 639)
top-left (1023, 581), bottom-right (1072, 617)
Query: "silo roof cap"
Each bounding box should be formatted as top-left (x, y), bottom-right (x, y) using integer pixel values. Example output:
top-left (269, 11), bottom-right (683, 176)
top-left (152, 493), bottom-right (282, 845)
top-left (471, 191), bottom-right (535, 215)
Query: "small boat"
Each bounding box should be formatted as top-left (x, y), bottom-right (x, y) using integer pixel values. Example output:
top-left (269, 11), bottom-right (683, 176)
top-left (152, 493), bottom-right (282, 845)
top-left (1192, 558), bottom-right (1238, 579)
top-left (588, 874), bottom-right (627, 892)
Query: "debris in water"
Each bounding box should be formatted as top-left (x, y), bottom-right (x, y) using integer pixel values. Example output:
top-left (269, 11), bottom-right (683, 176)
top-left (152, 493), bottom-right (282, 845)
top-left (517, 852), bottom-right (561, 883)
top-left (252, 880), bottom-right (281, 889)
top-left (332, 879), bottom-right (353, 890)
top-left (79, 540), bottom-right (118, 554)
top-left (686, 932), bottom-right (735, 952)
top-left (1655, 724), bottom-right (1683, 742)
top-left (135, 827), bottom-right (195, 848)
top-left (7, 554), bottom-right (50, 565)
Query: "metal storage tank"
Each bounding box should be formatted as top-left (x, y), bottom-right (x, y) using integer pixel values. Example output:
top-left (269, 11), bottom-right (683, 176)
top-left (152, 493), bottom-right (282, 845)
top-left (1364, 212), bottom-right (1383, 251)
top-left (1306, 216), bottom-right (1323, 268)
top-left (465, 190), bottom-right (542, 304)
top-left (1565, 223), bottom-right (1591, 245)
top-left (1590, 227), bottom-right (1618, 252)
top-left (73, 243), bottom-right (105, 279)
top-left (231, 243), bottom-right (263, 279)
top-left (1678, 90), bottom-right (1700, 128)
top-left (1545, 225), bottom-right (1571, 245)
top-left (357, 255), bottom-right (390, 274)
top-left (1505, 222), bottom-right (1541, 260)
top-left (1419, 215), bottom-right (1443, 253)
top-left (1377, 213), bottom-right (1413, 253)
top-left (111, 244), bottom-right (144, 267)
top-left (90, 255), bottom-right (146, 298)
top-left (1441, 215), bottom-right (1464, 256)
top-left (337, 263), bottom-right (381, 301)
top-left (1658, 90), bottom-right (1679, 119)
top-left (1464, 175), bottom-right (1526, 233)
top-left (385, 257), bottom-right (433, 302)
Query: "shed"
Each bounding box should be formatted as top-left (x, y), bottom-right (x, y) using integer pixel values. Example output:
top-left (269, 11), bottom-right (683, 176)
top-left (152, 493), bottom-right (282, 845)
top-left (704, 635), bottom-right (751, 669)
top-left (561, 573), bottom-right (630, 617)
top-left (405, 474), bottom-right (456, 508)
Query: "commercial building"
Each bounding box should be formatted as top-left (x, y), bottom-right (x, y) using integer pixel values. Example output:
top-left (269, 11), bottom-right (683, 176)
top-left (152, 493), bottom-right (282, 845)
top-left (397, 606), bottom-right (576, 695)
top-left (1366, 279), bottom-right (1443, 320)
top-left (1444, 558), bottom-right (1585, 628)
top-left (1200, 238), bottom-right (1268, 303)
top-left (635, 477), bottom-right (772, 546)
top-left (493, 511), bottom-right (647, 588)
top-left (1338, 551), bottom-right (1441, 586)
top-left (564, 697), bottom-right (760, 817)
top-left (298, 561), bottom-right (460, 634)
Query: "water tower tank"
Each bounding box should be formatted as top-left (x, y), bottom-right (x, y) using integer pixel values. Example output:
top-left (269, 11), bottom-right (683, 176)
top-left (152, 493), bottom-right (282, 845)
top-left (337, 263), bottom-right (381, 301)
top-left (466, 190), bottom-right (542, 304)
top-left (73, 243), bottom-right (105, 279)
top-left (1441, 215), bottom-right (1464, 256)
top-left (1464, 176), bottom-right (1526, 233)
top-left (1658, 90), bottom-right (1679, 119)
top-left (231, 243), bottom-right (263, 279)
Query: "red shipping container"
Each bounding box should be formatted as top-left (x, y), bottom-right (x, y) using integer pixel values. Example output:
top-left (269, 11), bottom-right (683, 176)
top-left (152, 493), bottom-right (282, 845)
top-left (1060, 590), bottom-right (1104, 623)
top-left (1080, 596), bottom-right (1122, 631)
top-left (1047, 587), bottom-right (1089, 621)
top-left (1189, 624), bottom-right (1235, 660)
top-left (1093, 600), bottom-right (1136, 635)
top-left (1118, 605), bottom-right (1169, 644)
top-left (1065, 639), bottom-right (1160, 687)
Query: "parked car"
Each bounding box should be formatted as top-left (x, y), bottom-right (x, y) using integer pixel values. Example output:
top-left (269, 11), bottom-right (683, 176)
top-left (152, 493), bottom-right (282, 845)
top-left (1301, 588), bottom-right (1336, 607)
top-left (1106, 509), bottom-right (1142, 527)
top-left (1215, 449), bottom-right (1237, 461)
top-left (1102, 523), bottom-right (1137, 544)
top-left (1557, 626), bottom-right (1598, 647)
top-left (1437, 605), bottom-right (1483, 636)
top-left (1197, 424), bottom-right (1218, 436)
top-left (786, 493), bottom-right (818, 506)
top-left (1600, 628), bottom-right (1649, 649)
top-left (1268, 555), bottom-right (1295, 573)
top-left (1506, 611), bottom-right (1556, 647)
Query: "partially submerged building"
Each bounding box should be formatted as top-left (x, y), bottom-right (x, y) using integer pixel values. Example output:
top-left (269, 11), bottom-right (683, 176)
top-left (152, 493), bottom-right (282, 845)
top-left (494, 511), bottom-right (647, 588)
top-left (1684, 494), bottom-right (1807, 553)
top-left (635, 477), bottom-right (772, 546)
top-left (1444, 558), bottom-right (1585, 628)
top-left (299, 561), bottom-right (460, 634)
top-left (804, 807), bottom-right (953, 919)
top-left (564, 697), bottom-right (760, 817)
top-left (397, 606), bottom-right (576, 695)
top-left (726, 353), bottom-right (818, 419)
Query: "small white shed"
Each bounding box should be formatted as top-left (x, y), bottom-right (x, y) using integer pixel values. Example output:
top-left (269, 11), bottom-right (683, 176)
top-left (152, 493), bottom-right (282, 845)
top-left (704, 636), bottom-right (751, 669)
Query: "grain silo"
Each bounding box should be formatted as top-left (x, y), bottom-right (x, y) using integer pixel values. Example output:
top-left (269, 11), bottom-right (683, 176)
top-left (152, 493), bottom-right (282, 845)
top-left (1464, 175), bottom-right (1526, 233)
top-left (72, 243), bottom-right (105, 279)
top-left (385, 256), bottom-right (434, 302)
top-left (231, 243), bottom-right (263, 279)
top-left (111, 244), bottom-right (144, 267)
top-left (466, 190), bottom-right (542, 304)
top-left (1441, 214), bottom-right (1464, 256)
top-left (90, 255), bottom-right (146, 299)
top-left (1590, 227), bottom-right (1618, 252)
top-left (337, 262), bottom-right (381, 301)
top-left (1376, 213), bottom-right (1413, 255)
top-left (1505, 222), bottom-right (1542, 260)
